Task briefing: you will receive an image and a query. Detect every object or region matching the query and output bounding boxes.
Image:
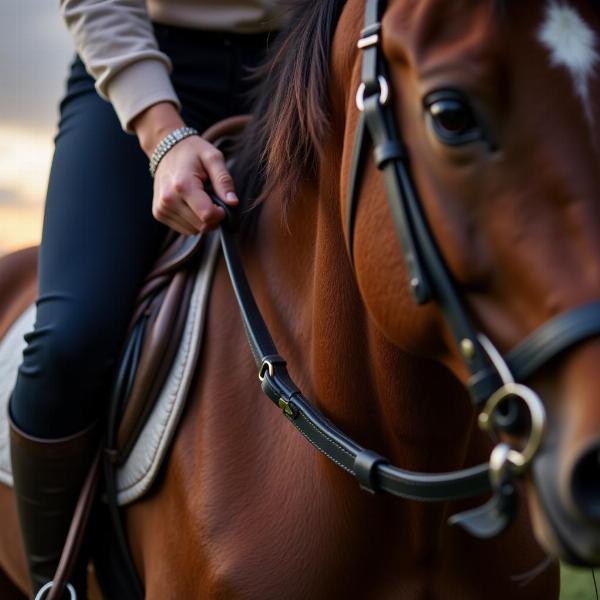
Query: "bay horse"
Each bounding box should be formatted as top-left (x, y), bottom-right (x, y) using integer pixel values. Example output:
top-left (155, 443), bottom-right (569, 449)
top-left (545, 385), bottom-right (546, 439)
top-left (2, 0), bottom-right (600, 597)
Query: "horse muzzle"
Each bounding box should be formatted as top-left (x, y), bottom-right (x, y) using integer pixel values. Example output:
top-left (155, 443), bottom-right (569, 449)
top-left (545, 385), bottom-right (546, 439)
top-left (524, 341), bottom-right (600, 566)
top-left (530, 447), bottom-right (600, 566)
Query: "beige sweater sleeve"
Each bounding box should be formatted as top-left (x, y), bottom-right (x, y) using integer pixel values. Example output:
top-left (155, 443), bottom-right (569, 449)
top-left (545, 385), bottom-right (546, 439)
top-left (60, 0), bottom-right (181, 132)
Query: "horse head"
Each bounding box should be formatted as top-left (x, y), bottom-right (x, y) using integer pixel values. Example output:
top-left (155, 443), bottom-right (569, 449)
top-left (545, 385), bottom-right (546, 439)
top-left (342, 0), bottom-right (600, 564)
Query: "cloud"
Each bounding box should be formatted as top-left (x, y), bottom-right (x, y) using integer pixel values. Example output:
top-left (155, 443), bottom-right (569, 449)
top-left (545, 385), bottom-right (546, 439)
top-left (0, 1), bottom-right (72, 129)
top-left (0, 125), bottom-right (53, 207)
top-left (0, 185), bottom-right (38, 208)
top-left (0, 0), bottom-right (62, 252)
top-left (0, 188), bottom-right (18, 206)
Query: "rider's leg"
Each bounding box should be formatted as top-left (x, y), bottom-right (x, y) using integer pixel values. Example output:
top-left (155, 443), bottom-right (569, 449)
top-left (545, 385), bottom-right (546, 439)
top-left (9, 56), bottom-right (167, 598)
top-left (9, 29), bottom-right (272, 597)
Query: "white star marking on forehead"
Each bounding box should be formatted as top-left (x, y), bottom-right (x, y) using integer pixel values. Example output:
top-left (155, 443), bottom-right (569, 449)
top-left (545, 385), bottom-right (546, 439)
top-left (537, 1), bottom-right (599, 124)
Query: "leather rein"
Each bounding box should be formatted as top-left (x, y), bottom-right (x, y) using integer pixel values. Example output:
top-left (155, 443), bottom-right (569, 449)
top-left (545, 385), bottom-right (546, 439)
top-left (216, 0), bottom-right (600, 539)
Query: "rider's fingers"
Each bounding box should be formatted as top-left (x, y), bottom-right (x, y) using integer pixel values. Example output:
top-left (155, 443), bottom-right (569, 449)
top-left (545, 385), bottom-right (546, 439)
top-left (153, 193), bottom-right (198, 235)
top-left (198, 144), bottom-right (238, 206)
top-left (182, 179), bottom-right (226, 231)
top-left (175, 175), bottom-right (225, 231)
top-left (177, 199), bottom-right (217, 232)
top-left (152, 135), bottom-right (236, 230)
top-left (159, 214), bottom-right (196, 236)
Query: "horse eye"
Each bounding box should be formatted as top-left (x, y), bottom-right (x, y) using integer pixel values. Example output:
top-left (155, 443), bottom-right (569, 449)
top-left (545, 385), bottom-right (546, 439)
top-left (424, 92), bottom-right (482, 146)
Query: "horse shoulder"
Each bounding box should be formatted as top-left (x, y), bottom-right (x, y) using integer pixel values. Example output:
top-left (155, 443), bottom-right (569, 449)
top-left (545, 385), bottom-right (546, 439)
top-left (0, 247), bottom-right (38, 339)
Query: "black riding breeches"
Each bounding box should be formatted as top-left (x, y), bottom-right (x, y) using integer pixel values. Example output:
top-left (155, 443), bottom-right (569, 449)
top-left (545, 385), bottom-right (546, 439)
top-left (10, 26), bottom-right (272, 438)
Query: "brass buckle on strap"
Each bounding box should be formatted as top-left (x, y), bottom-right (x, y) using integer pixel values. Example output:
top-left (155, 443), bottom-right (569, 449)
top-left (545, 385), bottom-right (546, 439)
top-left (278, 397), bottom-right (297, 418)
top-left (258, 354), bottom-right (287, 383)
top-left (258, 359), bottom-right (274, 382)
top-left (258, 357), bottom-right (298, 419)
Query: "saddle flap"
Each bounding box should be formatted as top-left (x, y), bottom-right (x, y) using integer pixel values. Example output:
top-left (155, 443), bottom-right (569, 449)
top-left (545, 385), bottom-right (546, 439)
top-left (115, 247), bottom-right (202, 463)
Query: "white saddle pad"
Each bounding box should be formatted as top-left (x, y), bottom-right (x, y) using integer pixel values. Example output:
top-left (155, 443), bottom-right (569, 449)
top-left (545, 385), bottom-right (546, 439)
top-left (0, 234), bottom-right (219, 506)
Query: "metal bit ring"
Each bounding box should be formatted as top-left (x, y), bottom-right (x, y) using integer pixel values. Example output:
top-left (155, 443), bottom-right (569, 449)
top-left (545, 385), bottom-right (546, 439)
top-left (478, 382), bottom-right (546, 474)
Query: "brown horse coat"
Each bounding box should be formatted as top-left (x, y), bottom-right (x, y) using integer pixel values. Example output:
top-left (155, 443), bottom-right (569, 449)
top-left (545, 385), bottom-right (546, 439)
top-left (12, 0), bottom-right (600, 596)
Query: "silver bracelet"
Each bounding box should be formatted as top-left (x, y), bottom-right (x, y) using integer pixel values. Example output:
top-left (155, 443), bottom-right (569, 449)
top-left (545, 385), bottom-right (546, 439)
top-left (149, 126), bottom-right (199, 177)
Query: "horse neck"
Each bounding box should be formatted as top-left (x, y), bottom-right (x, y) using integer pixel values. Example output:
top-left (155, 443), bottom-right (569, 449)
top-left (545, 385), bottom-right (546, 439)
top-left (249, 138), bottom-right (481, 472)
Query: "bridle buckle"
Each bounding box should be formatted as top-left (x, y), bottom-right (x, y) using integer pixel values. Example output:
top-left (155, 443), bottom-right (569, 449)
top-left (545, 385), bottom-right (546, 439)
top-left (258, 359), bottom-right (274, 382)
top-left (356, 76), bottom-right (390, 111)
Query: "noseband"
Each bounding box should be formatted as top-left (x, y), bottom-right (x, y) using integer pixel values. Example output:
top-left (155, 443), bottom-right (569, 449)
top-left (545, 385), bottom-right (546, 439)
top-left (218, 0), bottom-right (600, 539)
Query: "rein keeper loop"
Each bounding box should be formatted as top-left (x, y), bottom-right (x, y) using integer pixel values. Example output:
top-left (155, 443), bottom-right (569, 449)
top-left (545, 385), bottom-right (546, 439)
top-left (374, 141), bottom-right (407, 168)
top-left (354, 450), bottom-right (387, 494)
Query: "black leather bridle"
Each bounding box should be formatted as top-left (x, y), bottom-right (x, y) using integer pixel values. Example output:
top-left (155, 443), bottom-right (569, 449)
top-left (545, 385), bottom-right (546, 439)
top-left (217, 0), bottom-right (600, 538)
top-left (345, 0), bottom-right (600, 408)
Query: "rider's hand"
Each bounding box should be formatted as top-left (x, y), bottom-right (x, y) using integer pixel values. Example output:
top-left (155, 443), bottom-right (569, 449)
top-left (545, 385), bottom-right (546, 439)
top-left (133, 102), bottom-right (238, 235)
top-left (151, 134), bottom-right (238, 235)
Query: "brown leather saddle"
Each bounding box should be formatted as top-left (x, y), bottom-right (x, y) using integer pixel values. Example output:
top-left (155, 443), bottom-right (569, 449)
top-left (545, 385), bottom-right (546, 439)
top-left (110, 114), bottom-right (250, 464)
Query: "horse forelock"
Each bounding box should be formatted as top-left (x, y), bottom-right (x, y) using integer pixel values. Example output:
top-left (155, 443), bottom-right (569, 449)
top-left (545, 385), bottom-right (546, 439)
top-left (234, 0), bottom-right (346, 220)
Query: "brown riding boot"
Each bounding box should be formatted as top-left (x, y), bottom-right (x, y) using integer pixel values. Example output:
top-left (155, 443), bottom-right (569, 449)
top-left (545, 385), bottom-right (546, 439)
top-left (9, 416), bottom-right (97, 599)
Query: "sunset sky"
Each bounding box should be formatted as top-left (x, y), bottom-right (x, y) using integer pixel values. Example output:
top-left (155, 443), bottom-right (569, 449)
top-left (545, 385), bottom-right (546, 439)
top-left (0, 1), bottom-right (72, 256)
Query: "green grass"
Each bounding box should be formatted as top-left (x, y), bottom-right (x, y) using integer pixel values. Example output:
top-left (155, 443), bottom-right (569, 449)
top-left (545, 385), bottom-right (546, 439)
top-left (560, 564), bottom-right (599, 600)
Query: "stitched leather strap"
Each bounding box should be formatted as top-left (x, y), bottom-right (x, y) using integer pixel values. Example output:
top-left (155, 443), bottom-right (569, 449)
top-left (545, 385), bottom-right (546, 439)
top-left (217, 222), bottom-right (491, 502)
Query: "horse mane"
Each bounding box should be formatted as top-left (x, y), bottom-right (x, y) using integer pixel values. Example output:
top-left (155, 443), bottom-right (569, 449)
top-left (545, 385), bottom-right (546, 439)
top-left (233, 0), bottom-right (347, 220)
top-left (232, 0), bottom-right (512, 223)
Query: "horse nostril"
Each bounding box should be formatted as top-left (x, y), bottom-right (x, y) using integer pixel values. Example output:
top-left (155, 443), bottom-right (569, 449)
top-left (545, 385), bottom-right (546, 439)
top-left (571, 444), bottom-right (600, 522)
